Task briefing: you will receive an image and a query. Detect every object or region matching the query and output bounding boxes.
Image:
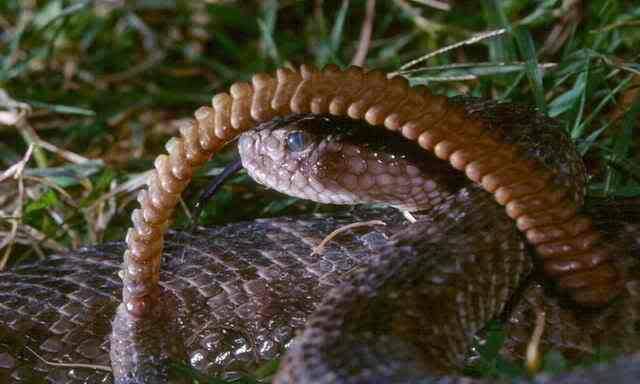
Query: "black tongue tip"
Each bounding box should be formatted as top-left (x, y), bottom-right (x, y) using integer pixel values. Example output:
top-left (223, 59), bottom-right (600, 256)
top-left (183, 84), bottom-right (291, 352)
top-left (191, 156), bottom-right (244, 228)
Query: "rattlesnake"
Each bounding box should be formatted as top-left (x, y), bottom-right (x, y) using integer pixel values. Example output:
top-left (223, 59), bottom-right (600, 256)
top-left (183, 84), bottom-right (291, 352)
top-left (1, 65), bottom-right (638, 383)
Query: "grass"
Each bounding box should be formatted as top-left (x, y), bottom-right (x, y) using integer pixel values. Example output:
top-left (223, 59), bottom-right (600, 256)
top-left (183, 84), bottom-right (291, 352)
top-left (464, 320), bottom-right (621, 380)
top-left (0, 0), bottom-right (638, 382)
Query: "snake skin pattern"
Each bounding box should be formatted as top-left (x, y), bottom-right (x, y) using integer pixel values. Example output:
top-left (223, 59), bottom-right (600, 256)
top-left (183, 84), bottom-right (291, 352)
top-left (1, 200), bottom-right (639, 383)
top-left (1, 209), bottom-right (404, 382)
top-left (108, 65), bottom-right (625, 381)
top-left (274, 192), bottom-right (640, 383)
top-left (232, 110), bottom-right (639, 383)
top-left (1, 65), bottom-right (639, 383)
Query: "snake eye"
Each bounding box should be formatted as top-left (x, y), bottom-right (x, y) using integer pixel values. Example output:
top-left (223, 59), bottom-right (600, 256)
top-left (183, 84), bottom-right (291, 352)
top-left (286, 131), bottom-right (308, 152)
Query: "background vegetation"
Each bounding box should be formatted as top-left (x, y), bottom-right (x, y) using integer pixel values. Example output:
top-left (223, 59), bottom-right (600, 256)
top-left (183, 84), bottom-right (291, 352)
top-left (0, 0), bottom-right (638, 382)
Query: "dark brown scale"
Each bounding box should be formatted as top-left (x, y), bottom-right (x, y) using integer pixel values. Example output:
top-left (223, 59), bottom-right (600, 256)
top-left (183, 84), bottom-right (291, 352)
top-left (274, 187), bottom-right (640, 383)
top-left (454, 98), bottom-right (622, 306)
top-left (1, 210), bottom-right (407, 383)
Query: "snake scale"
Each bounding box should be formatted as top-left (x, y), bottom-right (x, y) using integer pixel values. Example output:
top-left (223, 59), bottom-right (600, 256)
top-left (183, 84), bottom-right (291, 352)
top-left (1, 65), bottom-right (639, 383)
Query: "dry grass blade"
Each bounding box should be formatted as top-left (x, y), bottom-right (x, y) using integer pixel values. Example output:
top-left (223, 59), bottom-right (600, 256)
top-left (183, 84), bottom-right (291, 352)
top-left (409, 0), bottom-right (451, 11)
top-left (392, 0), bottom-right (448, 36)
top-left (351, 0), bottom-right (376, 66)
top-left (311, 220), bottom-right (387, 256)
top-left (25, 346), bottom-right (112, 372)
top-left (395, 28), bottom-right (508, 74)
top-left (0, 145), bottom-right (32, 269)
top-left (0, 144), bottom-right (33, 183)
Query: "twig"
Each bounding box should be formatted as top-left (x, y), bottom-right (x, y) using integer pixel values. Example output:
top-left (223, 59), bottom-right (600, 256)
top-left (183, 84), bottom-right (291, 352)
top-left (402, 211), bottom-right (417, 223)
top-left (88, 170), bottom-right (151, 209)
top-left (94, 10), bottom-right (165, 85)
top-left (25, 346), bottom-right (112, 372)
top-left (90, 178), bottom-right (118, 243)
top-left (397, 61), bottom-right (557, 75)
top-left (97, 51), bottom-right (165, 85)
top-left (2, 1), bottom-right (34, 72)
top-left (525, 307), bottom-right (546, 374)
top-left (400, 62), bottom-right (558, 83)
top-left (392, 0), bottom-right (449, 36)
top-left (312, 220), bottom-right (386, 255)
top-left (593, 19), bottom-right (640, 33)
top-left (0, 89), bottom-right (49, 168)
top-left (22, 176), bottom-right (77, 207)
top-left (351, 0), bottom-right (376, 66)
top-left (0, 197), bottom-right (19, 270)
top-left (409, 0), bottom-right (451, 11)
top-left (0, 144), bottom-right (33, 183)
top-left (0, 145), bottom-right (33, 269)
top-left (34, 138), bottom-right (92, 164)
top-left (540, 0), bottom-right (582, 56)
top-left (0, 219), bottom-right (68, 254)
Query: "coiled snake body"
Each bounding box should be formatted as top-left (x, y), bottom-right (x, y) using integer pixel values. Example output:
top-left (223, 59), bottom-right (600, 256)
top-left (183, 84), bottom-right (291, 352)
top-left (1, 65), bottom-right (639, 383)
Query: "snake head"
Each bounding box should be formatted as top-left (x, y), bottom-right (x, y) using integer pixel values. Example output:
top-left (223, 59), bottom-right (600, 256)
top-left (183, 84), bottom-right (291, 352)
top-left (238, 113), bottom-right (466, 211)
